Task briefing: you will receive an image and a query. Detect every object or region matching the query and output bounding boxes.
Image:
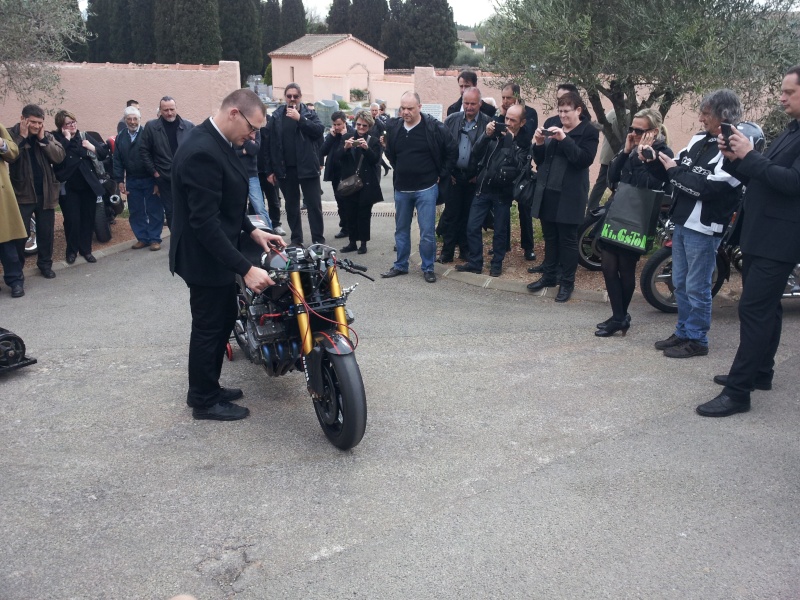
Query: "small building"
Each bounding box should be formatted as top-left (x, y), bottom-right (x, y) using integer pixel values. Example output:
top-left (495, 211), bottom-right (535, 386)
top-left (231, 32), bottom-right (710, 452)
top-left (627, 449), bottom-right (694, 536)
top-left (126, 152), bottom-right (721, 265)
top-left (269, 34), bottom-right (389, 104)
top-left (457, 30), bottom-right (485, 55)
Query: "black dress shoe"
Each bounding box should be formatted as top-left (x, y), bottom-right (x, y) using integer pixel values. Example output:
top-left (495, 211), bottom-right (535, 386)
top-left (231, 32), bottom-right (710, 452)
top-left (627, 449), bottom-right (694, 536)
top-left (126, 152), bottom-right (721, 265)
top-left (597, 313), bottom-right (630, 329)
top-left (455, 264), bottom-right (482, 274)
top-left (341, 243), bottom-right (357, 252)
top-left (357, 245), bottom-right (367, 254)
top-left (437, 254), bottom-right (454, 264)
top-left (66, 253), bottom-right (77, 264)
top-left (696, 393), bottom-right (750, 417)
top-left (594, 318), bottom-right (629, 337)
top-left (527, 278), bottom-right (557, 292)
top-left (381, 267), bottom-right (408, 278)
top-left (40, 268), bottom-right (56, 279)
top-left (713, 374), bottom-right (771, 391)
top-left (334, 230), bottom-right (349, 239)
top-left (524, 250), bottom-right (537, 261)
top-left (555, 284), bottom-right (574, 303)
top-left (192, 400), bottom-right (250, 421)
top-left (219, 387), bottom-right (244, 402)
top-left (423, 271), bottom-right (436, 283)
top-left (82, 253), bottom-right (97, 263)
top-left (527, 264), bottom-right (544, 274)
top-left (489, 266), bottom-right (502, 277)
top-left (11, 284), bottom-right (25, 298)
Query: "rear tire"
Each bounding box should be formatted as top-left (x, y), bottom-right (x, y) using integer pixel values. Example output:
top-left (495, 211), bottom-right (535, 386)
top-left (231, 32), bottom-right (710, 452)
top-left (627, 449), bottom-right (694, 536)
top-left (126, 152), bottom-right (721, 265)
top-left (577, 214), bottom-right (603, 271)
top-left (313, 352), bottom-right (367, 450)
top-left (94, 199), bottom-right (111, 243)
top-left (640, 246), bottom-right (724, 313)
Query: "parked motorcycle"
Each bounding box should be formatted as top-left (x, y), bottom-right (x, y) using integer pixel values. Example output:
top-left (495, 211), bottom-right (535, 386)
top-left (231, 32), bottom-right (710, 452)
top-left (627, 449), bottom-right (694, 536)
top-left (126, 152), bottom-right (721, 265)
top-left (231, 226), bottom-right (372, 450)
top-left (639, 215), bottom-right (800, 312)
top-left (0, 328), bottom-right (37, 373)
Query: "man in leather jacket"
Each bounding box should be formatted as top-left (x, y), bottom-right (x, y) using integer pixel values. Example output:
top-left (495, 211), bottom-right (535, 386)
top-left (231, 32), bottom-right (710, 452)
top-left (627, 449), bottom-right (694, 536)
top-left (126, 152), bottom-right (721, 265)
top-left (456, 104), bottom-right (530, 277)
top-left (263, 83), bottom-right (325, 246)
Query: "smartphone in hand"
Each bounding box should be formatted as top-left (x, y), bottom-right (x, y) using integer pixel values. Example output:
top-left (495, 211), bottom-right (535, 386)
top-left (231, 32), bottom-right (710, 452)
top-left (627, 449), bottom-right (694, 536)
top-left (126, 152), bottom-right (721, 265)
top-left (541, 129), bottom-right (555, 138)
top-left (720, 122), bottom-right (733, 147)
top-left (641, 147), bottom-right (657, 161)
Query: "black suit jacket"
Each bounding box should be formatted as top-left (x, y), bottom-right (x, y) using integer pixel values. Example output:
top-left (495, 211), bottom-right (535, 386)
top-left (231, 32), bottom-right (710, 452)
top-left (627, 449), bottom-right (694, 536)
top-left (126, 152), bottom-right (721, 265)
top-left (723, 120), bottom-right (800, 263)
top-left (169, 118), bottom-right (256, 287)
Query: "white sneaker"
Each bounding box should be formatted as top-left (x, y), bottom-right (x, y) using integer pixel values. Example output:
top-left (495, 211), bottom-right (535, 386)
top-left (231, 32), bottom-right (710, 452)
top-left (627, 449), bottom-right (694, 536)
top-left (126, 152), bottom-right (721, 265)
top-left (273, 226), bottom-right (287, 236)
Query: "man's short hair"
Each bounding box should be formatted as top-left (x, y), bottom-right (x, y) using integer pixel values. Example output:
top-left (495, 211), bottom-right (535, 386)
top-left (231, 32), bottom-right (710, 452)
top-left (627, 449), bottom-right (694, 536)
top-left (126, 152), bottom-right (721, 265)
top-left (54, 109), bottom-right (77, 129)
top-left (462, 87), bottom-right (482, 101)
top-left (221, 88), bottom-right (266, 116)
top-left (370, 103), bottom-right (380, 110)
top-left (126, 99), bottom-right (139, 107)
top-left (699, 89), bottom-right (742, 124)
top-left (160, 96), bottom-right (175, 106)
top-left (557, 83), bottom-right (579, 94)
top-left (786, 64), bottom-right (800, 83)
top-left (502, 83), bottom-right (521, 99)
top-left (124, 106), bottom-right (141, 119)
top-left (401, 91), bottom-right (421, 105)
top-left (21, 104), bottom-right (45, 119)
top-left (285, 83), bottom-right (302, 96)
top-left (458, 70), bottom-right (478, 86)
top-left (331, 111), bottom-right (346, 123)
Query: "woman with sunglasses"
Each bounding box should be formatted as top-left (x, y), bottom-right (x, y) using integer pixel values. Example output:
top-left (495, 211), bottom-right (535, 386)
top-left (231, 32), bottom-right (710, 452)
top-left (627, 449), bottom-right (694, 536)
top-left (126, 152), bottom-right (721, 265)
top-left (334, 110), bottom-right (383, 254)
top-left (52, 110), bottom-right (109, 264)
top-left (595, 108), bottom-right (673, 337)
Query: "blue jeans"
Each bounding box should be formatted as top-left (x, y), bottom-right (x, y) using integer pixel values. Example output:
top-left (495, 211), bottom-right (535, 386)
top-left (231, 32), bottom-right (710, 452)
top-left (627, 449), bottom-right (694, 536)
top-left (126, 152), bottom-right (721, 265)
top-left (126, 177), bottom-right (163, 244)
top-left (465, 192), bottom-right (509, 270)
top-left (671, 224), bottom-right (721, 345)
top-left (248, 176), bottom-right (272, 229)
top-left (394, 184), bottom-right (437, 273)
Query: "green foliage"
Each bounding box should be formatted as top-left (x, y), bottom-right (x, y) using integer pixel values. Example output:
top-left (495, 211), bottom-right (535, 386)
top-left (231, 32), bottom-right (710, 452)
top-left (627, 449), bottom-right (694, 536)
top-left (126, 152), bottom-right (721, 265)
top-left (337, 99), bottom-right (350, 109)
top-left (454, 45), bottom-right (483, 68)
top-left (87, 0), bottom-right (112, 61)
top-left (305, 5), bottom-right (327, 33)
top-left (128, 0), bottom-right (155, 63)
top-left (220, 0), bottom-right (263, 82)
top-left (154, 0), bottom-right (175, 62)
top-left (483, 0), bottom-right (800, 153)
top-left (0, 0), bottom-right (87, 104)
top-left (327, 0), bottom-right (350, 34)
top-left (172, 0), bottom-right (222, 64)
top-left (381, 0), bottom-right (457, 68)
top-left (264, 62), bottom-right (273, 85)
top-left (109, 0), bottom-right (132, 63)
top-left (350, 0), bottom-right (387, 48)
top-left (261, 0), bottom-right (281, 71)
top-left (350, 88), bottom-right (366, 100)
top-left (280, 0), bottom-right (306, 45)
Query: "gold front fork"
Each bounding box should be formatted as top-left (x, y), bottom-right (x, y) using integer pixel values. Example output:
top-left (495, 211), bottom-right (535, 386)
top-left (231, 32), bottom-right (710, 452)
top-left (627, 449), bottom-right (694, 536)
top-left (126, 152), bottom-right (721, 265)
top-left (290, 272), bottom-right (314, 355)
top-left (326, 265), bottom-right (350, 337)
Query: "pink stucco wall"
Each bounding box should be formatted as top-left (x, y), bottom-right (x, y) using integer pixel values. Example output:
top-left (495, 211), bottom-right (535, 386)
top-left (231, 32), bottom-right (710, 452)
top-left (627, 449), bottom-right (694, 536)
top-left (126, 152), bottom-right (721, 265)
top-left (0, 61), bottom-right (241, 138)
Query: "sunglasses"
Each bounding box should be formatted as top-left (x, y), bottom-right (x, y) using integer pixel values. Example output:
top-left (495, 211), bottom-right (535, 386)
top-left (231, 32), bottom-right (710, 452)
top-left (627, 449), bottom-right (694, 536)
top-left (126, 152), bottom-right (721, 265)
top-left (286, 94), bottom-right (300, 100)
top-left (628, 126), bottom-right (652, 135)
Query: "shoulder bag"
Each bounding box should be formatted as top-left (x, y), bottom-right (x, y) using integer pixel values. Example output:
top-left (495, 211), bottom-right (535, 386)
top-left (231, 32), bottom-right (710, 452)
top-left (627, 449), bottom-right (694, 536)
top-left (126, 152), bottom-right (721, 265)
top-left (337, 136), bottom-right (369, 197)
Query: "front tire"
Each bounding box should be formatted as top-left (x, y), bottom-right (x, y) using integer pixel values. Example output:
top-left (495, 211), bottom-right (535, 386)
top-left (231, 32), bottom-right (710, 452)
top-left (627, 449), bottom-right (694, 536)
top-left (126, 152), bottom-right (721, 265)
top-left (313, 352), bottom-right (367, 450)
top-left (577, 214), bottom-right (603, 271)
top-left (640, 246), bottom-right (724, 313)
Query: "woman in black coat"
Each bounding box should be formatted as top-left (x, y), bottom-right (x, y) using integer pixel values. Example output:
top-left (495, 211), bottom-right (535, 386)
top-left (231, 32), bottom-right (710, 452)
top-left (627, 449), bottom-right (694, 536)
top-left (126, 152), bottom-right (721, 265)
top-left (319, 110), bottom-right (352, 239)
top-left (334, 110), bottom-right (383, 254)
top-left (596, 108), bottom-right (673, 337)
top-left (528, 91), bottom-right (599, 302)
top-left (52, 110), bottom-right (109, 263)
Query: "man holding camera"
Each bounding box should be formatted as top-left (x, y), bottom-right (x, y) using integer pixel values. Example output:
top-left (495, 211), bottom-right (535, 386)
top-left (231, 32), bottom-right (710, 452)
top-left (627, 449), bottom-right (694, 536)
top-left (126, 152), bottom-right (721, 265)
top-left (456, 104), bottom-right (530, 277)
top-left (697, 66), bottom-right (800, 417)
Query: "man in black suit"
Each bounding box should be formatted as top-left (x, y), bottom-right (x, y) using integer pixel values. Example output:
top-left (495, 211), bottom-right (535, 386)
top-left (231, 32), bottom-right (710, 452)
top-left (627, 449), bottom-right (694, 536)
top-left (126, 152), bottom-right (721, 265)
top-left (696, 65), bottom-right (800, 417)
top-left (170, 89), bottom-right (286, 421)
top-left (446, 70), bottom-right (498, 118)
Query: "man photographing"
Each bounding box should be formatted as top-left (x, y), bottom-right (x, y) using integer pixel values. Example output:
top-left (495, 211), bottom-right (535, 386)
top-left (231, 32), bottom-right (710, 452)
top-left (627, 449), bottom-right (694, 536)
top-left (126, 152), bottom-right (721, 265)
top-left (170, 89), bottom-right (285, 422)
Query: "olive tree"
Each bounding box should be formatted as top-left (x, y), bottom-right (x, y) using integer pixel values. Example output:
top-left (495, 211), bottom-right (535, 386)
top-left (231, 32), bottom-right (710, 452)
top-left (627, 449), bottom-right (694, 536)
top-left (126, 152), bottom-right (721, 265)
top-left (483, 0), bottom-right (800, 151)
top-left (0, 0), bottom-right (87, 104)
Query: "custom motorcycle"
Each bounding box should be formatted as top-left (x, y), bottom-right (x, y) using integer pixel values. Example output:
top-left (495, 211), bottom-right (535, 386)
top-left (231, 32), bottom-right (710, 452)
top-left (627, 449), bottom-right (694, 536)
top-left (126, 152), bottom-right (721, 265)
top-left (230, 226), bottom-right (372, 450)
top-left (639, 215), bottom-right (800, 312)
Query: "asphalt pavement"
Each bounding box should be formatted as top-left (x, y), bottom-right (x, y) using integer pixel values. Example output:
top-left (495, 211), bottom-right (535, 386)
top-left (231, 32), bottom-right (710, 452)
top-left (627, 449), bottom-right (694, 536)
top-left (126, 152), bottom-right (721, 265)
top-left (1, 178), bottom-right (799, 599)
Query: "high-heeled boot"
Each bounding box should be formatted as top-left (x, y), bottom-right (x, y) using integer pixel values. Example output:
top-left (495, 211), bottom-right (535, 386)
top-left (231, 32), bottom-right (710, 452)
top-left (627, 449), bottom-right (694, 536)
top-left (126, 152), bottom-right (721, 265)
top-left (594, 315), bottom-right (631, 337)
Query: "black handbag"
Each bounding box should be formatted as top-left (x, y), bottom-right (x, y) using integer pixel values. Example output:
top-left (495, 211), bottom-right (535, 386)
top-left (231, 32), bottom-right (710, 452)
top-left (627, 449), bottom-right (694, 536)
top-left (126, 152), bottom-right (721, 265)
top-left (598, 182), bottom-right (663, 254)
top-left (512, 156), bottom-right (536, 209)
top-left (336, 136), bottom-right (368, 197)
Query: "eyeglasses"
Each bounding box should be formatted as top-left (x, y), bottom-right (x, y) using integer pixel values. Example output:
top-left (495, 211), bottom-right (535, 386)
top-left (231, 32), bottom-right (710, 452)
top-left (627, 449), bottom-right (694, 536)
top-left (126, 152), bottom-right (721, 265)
top-left (285, 94), bottom-right (300, 100)
top-left (64, 121), bottom-right (77, 127)
top-left (238, 111), bottom-right (258, 133)
top-left (557, 109), bottom-right (575, 115)
top-left (628, 126), bottom-right (652, 135)
top-left (355, 122), bottom-right (370, 128)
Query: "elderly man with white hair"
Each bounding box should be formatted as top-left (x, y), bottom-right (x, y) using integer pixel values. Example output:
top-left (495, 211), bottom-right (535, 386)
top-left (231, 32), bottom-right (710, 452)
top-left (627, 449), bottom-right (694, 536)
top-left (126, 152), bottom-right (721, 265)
top-left (113, 105), bottom-right (165, 250)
